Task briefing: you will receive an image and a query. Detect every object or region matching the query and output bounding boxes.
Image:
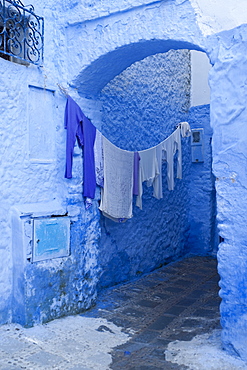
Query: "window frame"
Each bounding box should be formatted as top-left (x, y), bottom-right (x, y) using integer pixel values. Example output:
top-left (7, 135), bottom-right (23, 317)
top-left (0, 0), bottom-right (44, 65)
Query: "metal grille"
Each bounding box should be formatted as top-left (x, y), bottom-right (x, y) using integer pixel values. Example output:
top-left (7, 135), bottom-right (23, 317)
top-left (0, 0), bottom-right (44, 65)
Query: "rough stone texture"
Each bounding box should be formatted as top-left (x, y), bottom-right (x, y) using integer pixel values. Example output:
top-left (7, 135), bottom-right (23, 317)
top-left (0, 0), bottom-right (215, 325)
top-left (97, 55), bottom-right (216, 289)
top-left (209, 25), bottom-right (247, 361)
top-left (98, 50), bottom-right (191, 289)
top-left (190, 0), bottom-right (247, 36)
top-left (0, 316), bottom-right (130, 369)
top-left (68, 0), bottom-right (206, 98)
top-left (53, 0), bottom-right (181, 24)
top-left (0, 256), bottom-right (225, 370)
top-left (14, 208), bottom-right (101, 327)
top-left (0, 0), bottom-right (247, 362)
top-left (186, 105), bottom-right (217, 255)
top-left (100, 51), bottom-right (191, 151)
top-left (87, 256), bottom-right (222, 369)
top-left (0, 5), bottom-right (102, 326)
top-left (0, 61), bottom-right (64, 325)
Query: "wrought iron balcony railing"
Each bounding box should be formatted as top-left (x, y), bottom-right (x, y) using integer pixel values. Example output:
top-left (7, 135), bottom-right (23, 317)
top-left (0, 0), bottom-right (44, 65)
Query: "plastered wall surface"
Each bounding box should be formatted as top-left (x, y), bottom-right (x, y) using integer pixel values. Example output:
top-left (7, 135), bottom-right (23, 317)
top-left (98, 50), bottom-right (191, 288)
top-left (1, 0), bottom-right (247, 361)
top-left (0, 0), bottom-right (202, 326)
top-left (0, 2), bottom-right (102, 326)
top-left (209, 25), bottom-right (247, 360)
top-left (186, 105), bottom-right (216, 255)
top-left (67, 0), bottom-right (206, 97)
top-left (92, 49), bottom-right (214, 290)
top-left (0, 58), bottom-right (101, 325)
top-left (190, 0), bottom-right (247, 36)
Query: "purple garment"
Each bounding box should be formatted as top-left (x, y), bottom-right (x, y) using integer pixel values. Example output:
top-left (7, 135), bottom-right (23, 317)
top-left (64, 96), bottom-right (84, 179)
top-left (64, 96), bottom-right (96, 199)
top-left (82, 115), bottom-right (96, 198)
top-left (133, 152), bottom-right (140, 196)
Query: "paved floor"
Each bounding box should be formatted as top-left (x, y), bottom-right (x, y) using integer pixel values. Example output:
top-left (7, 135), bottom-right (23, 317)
top-left (85, 255), bottom-right (221, 369)
top-left (0, 255), bottom-right (222, 369)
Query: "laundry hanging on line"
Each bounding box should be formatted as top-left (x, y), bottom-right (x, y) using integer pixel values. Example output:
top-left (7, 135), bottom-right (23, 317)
top-left (136, 126), bottom-right (182, 210)
top-left (64, 96), bottom-right (191, 221)
top-left (64, 95), bottom-right (96, 200)
top-left (99, 136), bottom-right (134, 221)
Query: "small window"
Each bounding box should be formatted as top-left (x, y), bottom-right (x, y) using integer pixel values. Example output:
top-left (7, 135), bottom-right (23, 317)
top-left (192, 131), bottom-right (201, 143)
top-left (0, 0), bottom-right (44, 65)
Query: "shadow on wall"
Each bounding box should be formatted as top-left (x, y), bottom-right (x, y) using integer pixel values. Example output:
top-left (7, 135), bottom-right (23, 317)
top-left (75, 40), bottom-right (204, 99)
top-left (94, 50), bottom-right (216, 290)
top-left (186, 104), bottom-right (217, 256)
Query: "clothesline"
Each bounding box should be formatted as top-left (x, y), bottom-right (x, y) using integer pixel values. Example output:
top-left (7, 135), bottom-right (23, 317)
top-left (64, 95), bottom-right (191, 222)
top-left (101, 127), bottom-right (181, 153)
top-left (58, 84), bottom-right (185, 153)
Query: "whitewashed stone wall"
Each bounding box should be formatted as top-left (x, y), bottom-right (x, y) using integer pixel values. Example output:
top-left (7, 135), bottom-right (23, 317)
top-left (1, 1), bottom-right (247, 362)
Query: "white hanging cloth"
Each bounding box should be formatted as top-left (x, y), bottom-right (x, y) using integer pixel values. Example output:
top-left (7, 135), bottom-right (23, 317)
top-left (136, 125), bottom-right (186, 209)
top-left (161, 126), bottom-right (182, 191)
top-left (99, 136), bottom-right (134, 220)
top-left (136, 146), bottom-right (160, 210)
top-left (94, 129), bottom-right (104, 188)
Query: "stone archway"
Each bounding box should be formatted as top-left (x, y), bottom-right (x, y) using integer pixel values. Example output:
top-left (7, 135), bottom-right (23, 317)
top-left (65, 0), bottom-right (247, 361)
top-left (66, 0), bottom-right (207, 97)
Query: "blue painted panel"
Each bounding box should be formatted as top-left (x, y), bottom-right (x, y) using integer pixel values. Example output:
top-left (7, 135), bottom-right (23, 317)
top-left (191, 145), bottom-right (204, 163)
top-left (191, 128), bottom-right (204, 162)
top-left (32, 217), bottom-right (70, 262)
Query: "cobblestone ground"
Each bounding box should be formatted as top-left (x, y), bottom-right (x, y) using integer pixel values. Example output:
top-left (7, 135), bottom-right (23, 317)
top-left (0, 256), bottom-right (223, 369)
top-left (86, 255), bottom-right (221, 369)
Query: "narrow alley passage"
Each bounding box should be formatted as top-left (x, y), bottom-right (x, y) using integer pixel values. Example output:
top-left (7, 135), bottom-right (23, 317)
top-left (86, 255), bottom-right (221, 369)
top-left (1, 256), bottom-right (246, 369)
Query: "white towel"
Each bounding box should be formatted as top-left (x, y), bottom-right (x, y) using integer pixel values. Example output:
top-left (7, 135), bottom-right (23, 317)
top-left (99, 137), bottom-right (134, 220)
top-left (162, 127), bottom-right (182, 191)
top-left (136, 146), bottom-right (160, 209)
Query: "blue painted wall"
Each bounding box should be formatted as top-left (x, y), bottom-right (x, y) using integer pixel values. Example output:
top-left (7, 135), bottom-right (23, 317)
top-left (97, 52), bottom-right (216, 290)
top-left (208, 24), bottom-right (247, 361)
top-left (1, 0), bottom-right (209, 328)
top-left (98, 51), bottom-right (192, 289)
top-left (11, 202), bottom-right (101, 327)
top-left (1, 1), bottom-right (247, 361)
top-left (186, 104), bottom-right (217, 256)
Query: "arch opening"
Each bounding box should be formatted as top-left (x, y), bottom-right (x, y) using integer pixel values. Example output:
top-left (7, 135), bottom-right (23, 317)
top-left (74, 39), bottom-right (205, 99)
top-left (71, 16), bottom-right (247, 361)
top-left (75, 44), bottom-right (216, 291)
